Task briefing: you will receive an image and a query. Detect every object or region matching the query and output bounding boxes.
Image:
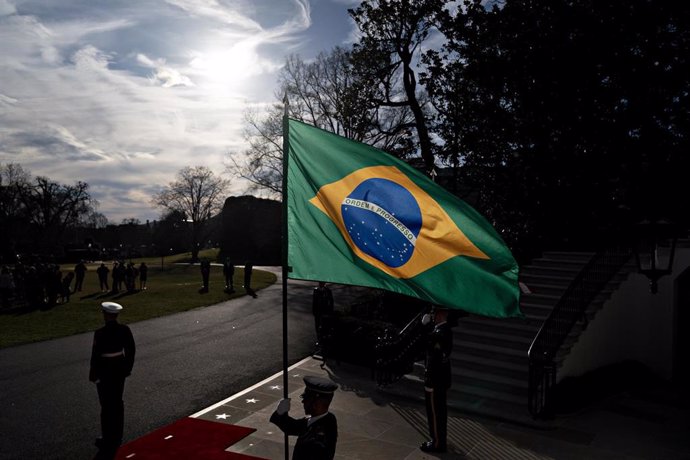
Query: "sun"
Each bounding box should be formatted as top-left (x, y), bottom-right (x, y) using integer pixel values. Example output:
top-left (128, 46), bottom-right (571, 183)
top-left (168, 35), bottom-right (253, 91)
top-left (190, 43), bottom-right (258, 89)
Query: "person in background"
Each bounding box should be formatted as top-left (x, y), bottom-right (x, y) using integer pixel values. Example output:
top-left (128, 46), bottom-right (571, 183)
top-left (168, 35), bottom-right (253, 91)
top-left (97, 263), bottom-right (110, 292)
top-left (138, 262), bottom-right (148, 291)
top-left (243, 261), bottom-right (256, 298)
top-left (45, 265), bottom-right (61, 308)
top-left (222, 257), bottom-right (235, 293)
top-left (74, 260), bottom-right (87, 292)
top-left (199, 259), bottom-right (211, 293)
top-left (110, 262), bottom-right (119, 293)
top-left (124, 263), bottom-right (135, 293)
top-left (60, 272), bottom-right (74, 303)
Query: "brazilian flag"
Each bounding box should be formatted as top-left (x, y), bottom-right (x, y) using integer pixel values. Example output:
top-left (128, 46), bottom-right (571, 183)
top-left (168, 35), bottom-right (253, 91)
top-left (286, 119), bottom-right (521, 318)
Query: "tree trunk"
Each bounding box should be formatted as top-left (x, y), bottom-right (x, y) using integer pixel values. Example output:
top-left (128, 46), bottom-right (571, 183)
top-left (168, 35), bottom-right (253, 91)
top-left (402, 58), bottom-right (435, 172)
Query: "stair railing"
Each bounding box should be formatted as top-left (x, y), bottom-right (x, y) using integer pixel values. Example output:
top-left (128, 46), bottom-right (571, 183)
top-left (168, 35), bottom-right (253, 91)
top-left (374, 311), bottom-right (427, 386)
top-left (527, 246), bottom-right (632, 418)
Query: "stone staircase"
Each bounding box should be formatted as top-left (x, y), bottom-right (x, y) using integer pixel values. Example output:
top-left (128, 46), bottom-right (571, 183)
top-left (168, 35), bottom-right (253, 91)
top-left (378, 251), bottom-right (635, 426)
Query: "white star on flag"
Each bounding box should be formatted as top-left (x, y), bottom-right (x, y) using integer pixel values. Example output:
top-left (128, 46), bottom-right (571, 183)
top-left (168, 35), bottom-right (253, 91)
top-left (246, 398), bottom-right (258, 404)
top-left (270, 385), bottom-right (281, 390)
top-left (215, 413), bottom-right (229, 420)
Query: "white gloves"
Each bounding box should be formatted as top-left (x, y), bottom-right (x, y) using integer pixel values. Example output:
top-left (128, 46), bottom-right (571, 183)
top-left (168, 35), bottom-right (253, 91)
top-left (276, 398), bottom-right (290, 415)
top-left (421, 313), bottom-right (432, 326)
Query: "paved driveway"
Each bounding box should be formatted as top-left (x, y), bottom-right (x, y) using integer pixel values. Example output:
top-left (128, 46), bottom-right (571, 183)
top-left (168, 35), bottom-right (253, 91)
top-left (0, 268), bottom-right (318, 460)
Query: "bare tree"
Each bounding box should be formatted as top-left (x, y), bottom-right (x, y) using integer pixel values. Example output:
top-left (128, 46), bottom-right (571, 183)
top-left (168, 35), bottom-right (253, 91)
top-left (0, 163), bottom-right (31, 260)
top-left (20, 177), bottom-right (94, 252)
top-left (279, 47), bottom-right (415, 152)
top-left (0, 162), bottom-right (31, 222)
top-left (81, 210), bottom-right (108, 229)
top-left (349, 0), bottom-right (443, 172)
top-left (226, 104), bottom-right (285, 199)
top-left (226, 47), bottom-right (416, 197)
top-left (152, 166), bottom-right (230, 262)
top-left (1, 163), bottom-right (100, 257)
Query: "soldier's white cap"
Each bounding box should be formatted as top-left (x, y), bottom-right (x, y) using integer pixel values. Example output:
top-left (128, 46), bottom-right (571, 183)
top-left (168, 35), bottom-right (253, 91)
top-left (101, 302), bottom-right (123, 313)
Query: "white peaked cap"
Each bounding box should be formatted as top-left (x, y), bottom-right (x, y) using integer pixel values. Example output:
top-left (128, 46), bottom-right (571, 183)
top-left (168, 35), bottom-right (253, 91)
top-left (101, 302), bottom-right (123, 313)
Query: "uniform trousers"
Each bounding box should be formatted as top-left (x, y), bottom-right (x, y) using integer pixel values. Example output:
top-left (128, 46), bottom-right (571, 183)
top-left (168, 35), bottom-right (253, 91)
top-left (97, 377), bottom-right (125, 445)
top-left (424, 387), bottom-right (447, 448)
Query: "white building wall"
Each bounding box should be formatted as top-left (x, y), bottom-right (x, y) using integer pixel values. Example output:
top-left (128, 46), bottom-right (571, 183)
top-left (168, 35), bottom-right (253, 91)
top-left (558, 247), bottom-right (690, 381)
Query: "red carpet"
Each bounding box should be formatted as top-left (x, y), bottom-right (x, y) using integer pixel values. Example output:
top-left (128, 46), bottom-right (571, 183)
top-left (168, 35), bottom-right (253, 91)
top-left (115, 417), bottom-right (266, 460)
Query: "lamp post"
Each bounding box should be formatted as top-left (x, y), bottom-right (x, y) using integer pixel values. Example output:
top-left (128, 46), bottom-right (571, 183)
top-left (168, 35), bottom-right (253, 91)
top-left (634, 219), bottom-right (678, 294)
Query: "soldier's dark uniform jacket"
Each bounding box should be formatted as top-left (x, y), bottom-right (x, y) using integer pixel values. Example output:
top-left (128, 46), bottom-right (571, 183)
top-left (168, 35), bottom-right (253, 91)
top-left (424, 321), bottom-right (452, 390)
top-left (89, 321), bottom-right (135, 382)
top-left (312, 286), bottom-right (334, 316)
top-left (269, 411), bottom-right (338, 460)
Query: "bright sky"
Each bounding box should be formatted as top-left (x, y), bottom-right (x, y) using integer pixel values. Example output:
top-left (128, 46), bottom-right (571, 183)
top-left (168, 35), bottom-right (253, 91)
top-left (0, 0), bottom-right (359, 223)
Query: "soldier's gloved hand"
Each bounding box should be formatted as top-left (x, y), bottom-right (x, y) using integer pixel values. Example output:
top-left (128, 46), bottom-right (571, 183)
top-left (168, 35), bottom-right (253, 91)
top-left (276, 398), bottom-right (290, 415)
top-left (421, 313), bottom-right (432, 326)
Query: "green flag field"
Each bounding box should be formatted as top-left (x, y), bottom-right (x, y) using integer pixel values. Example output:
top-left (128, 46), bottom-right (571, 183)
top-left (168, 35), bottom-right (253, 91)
top-left (286, 119), bottom-right (521, 318)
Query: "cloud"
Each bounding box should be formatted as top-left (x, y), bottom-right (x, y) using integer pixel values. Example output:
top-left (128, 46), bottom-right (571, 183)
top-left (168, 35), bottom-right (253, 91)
top-left (164, 0), bottom-right (263, 31)
top-left (43, 124), bottom-right (111, 161)
top-left (0, 0), bottom-right (351, 222)
top-left (0, 93), bottom-right (18, 106)
top-left (137, 53), bottom-right (195, 88)
top-left (0, 0), bottom-right (15, 16)
top-left (262, 0), bottom-right (312, 42)
top-left (328, 0), bottom-right (360, 9)
top-left (0, 124), bottom-right (111, 161)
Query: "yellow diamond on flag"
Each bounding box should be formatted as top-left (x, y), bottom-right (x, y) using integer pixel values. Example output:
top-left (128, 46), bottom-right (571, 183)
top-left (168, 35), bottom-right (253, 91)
top-left (309, 165), bottom-right (489, 279)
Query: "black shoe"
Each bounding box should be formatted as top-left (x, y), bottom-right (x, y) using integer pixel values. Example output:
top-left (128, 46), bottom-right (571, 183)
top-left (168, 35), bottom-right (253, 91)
top-left (420, 440), bottom-right (446, 453)
top-left (95, 437), bottom-right (121, 450)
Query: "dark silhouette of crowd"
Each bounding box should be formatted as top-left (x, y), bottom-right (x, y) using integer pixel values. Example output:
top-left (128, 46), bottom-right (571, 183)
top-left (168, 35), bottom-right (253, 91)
top-left (0, 259), bottom-right (77, 310)
top-left (109, 261), bottom-right (142, 294)
top-left (0, 257), bottom-right (152, 311)
top-left (0, 255), bottom-right (260, 311)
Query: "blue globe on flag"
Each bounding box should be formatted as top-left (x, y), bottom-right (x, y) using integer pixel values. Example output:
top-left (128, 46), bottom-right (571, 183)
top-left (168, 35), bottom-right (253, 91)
top-left (341, 178), bottom-right (422, 268)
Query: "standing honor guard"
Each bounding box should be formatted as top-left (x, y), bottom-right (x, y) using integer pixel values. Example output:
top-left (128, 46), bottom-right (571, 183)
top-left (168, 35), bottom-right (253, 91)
top-left (89, 301), bottom-right (136, 458)
top-left (312, 282), bottom-right (334, 347)
top-left (270, 376), bottom-right (338, 460)
top-left (420, 306), bottom-right (454, 453)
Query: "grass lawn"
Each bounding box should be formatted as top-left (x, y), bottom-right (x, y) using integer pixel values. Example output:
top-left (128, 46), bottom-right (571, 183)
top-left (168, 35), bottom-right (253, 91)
top-left (0, 250), bottom-right (277, 349)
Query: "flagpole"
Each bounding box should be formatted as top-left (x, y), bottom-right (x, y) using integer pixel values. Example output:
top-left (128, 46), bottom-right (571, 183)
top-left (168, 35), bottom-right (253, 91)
top-left (280, 93), bottom-right (290, 460)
